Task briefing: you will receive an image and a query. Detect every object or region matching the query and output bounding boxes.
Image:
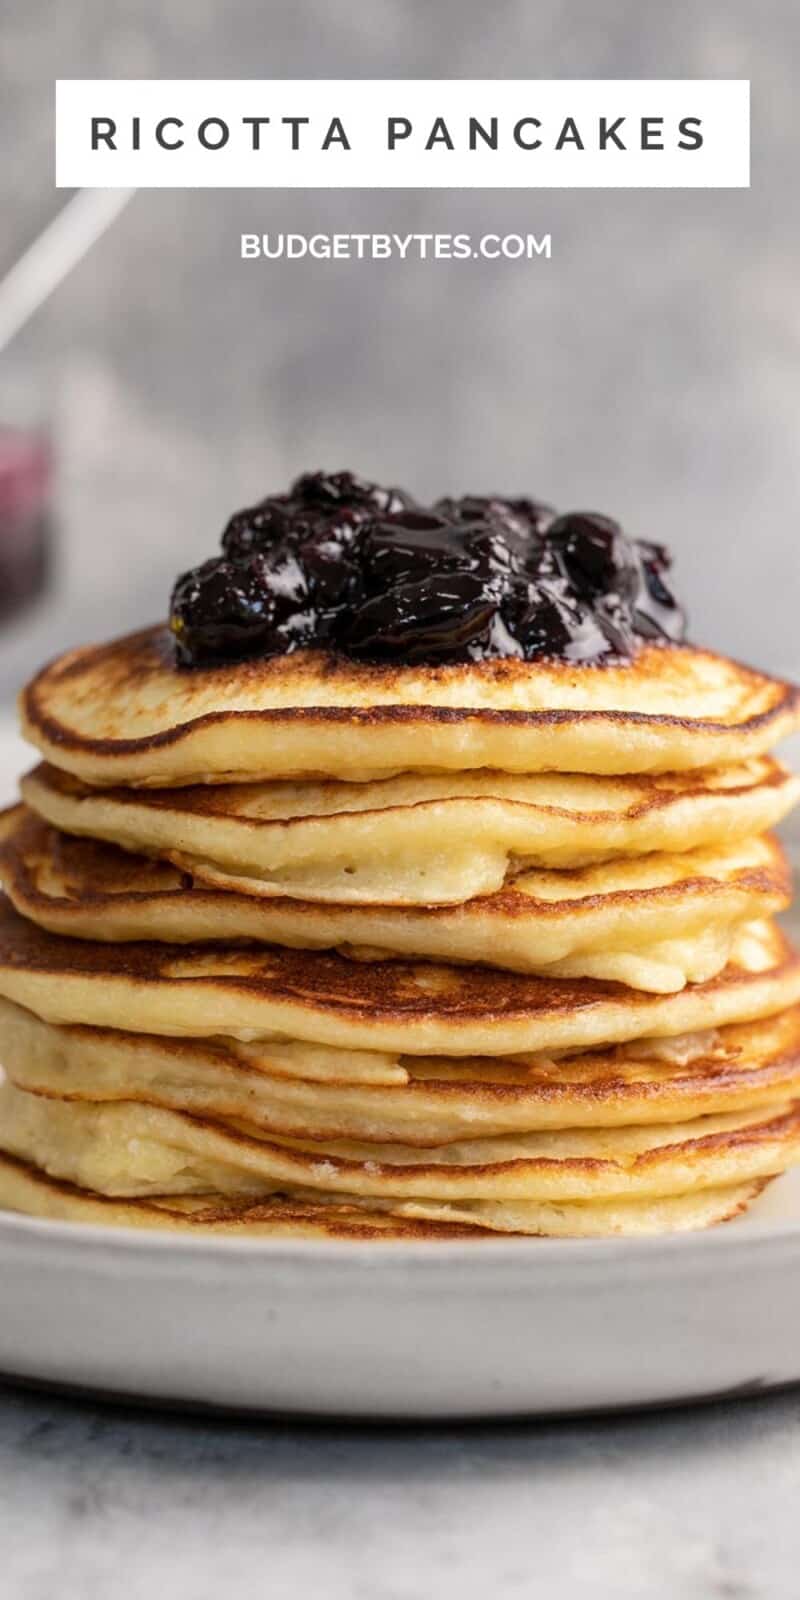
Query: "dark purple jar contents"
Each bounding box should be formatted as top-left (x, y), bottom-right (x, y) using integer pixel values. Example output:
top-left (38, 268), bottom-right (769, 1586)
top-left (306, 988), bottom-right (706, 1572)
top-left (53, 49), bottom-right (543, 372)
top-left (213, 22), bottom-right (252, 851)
top-left (169, 470), bottom-right (686, 668)
top-left (0, 429), bottom-right (52, 625)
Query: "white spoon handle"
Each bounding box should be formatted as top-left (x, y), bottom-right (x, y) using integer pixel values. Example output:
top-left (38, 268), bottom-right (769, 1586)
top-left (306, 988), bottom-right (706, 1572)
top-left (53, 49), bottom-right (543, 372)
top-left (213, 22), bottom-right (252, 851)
top-left (0, 188), bottom-right (135, 358)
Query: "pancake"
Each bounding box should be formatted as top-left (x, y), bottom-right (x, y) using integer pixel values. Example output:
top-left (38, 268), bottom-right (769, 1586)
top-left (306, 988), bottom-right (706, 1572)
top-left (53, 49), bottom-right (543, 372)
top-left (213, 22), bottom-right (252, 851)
top-left (0, 1149), bottom-right (764, 1237)
top-left (0, 811), bottom-right (788, 990)
top-left (21, 626), bottom-right (800, 786)
top-left (22, 757), bottom-right (800, 903)
top-left (4, 998), bottom-right (800, 1140)
top-left (1, 1079), bottom-right (798, 1205)
top-left (0, 894), bottom-right (795, 1055)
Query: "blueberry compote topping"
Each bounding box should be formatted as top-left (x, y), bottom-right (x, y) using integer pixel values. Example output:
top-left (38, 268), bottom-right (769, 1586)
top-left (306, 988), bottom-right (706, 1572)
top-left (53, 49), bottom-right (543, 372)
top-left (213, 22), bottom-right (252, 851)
top-left (169, 471), bottom-right (686, 668)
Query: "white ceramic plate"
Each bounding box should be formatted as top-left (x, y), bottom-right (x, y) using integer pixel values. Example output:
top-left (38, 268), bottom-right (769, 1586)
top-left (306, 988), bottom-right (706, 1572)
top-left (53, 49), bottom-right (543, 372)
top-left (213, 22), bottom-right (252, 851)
top-left (2, 1176), bottom-right (800, 1419)
top-left (0, 715), bottom-right (32, 807)
top-left (1, 713), bottom-right (799, 1419)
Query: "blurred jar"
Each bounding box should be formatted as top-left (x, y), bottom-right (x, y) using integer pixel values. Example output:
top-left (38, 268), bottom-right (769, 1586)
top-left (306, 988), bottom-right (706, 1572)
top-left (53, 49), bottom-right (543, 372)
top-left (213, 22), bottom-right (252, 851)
top-left (0, 423), bottom-right (52, 625)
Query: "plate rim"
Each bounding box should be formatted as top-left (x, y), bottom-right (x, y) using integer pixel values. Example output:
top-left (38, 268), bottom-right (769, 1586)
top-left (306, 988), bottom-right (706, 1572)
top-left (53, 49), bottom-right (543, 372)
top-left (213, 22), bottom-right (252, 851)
top-left (4, 1201), bottom-right (800, 1277)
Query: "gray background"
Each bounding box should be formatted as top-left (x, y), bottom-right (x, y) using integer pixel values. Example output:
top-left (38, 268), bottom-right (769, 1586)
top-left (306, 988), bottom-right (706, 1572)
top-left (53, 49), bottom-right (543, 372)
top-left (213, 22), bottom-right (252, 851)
top-left (0, 0), bottom-right (798, 706)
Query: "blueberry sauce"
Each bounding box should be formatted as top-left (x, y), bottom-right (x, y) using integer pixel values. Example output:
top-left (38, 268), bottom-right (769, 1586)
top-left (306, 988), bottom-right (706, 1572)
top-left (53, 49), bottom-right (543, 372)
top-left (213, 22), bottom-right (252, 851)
top-left (169, 470), bottom-right (686, 668)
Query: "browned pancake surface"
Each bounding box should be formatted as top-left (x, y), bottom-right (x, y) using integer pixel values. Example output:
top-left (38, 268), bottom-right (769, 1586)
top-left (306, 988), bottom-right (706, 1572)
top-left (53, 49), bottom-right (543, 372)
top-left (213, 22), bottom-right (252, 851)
top-left (0, 808), bottom-right (788, 945)
top-left (21, 626), bottom-right (800, 783)
top-left (0, 887), bottom-right (797, 1058)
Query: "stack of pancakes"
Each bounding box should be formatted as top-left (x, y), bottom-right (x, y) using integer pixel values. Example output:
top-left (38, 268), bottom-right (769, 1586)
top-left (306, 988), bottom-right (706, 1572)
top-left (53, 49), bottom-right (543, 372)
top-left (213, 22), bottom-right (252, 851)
top-left (0, 627), bottom-right (799, 1237)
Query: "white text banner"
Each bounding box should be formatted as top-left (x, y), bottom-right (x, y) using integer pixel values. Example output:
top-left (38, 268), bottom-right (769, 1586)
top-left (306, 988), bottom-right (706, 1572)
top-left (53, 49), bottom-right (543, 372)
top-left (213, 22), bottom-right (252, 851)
top-left (55, 80), bottom-right (750, 189)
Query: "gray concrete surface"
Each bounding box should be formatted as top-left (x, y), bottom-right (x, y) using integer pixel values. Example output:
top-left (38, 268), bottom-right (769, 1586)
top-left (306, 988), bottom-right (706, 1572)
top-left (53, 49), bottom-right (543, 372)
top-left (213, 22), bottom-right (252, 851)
top-left (2, 1378), bottom-right (799, 1600)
